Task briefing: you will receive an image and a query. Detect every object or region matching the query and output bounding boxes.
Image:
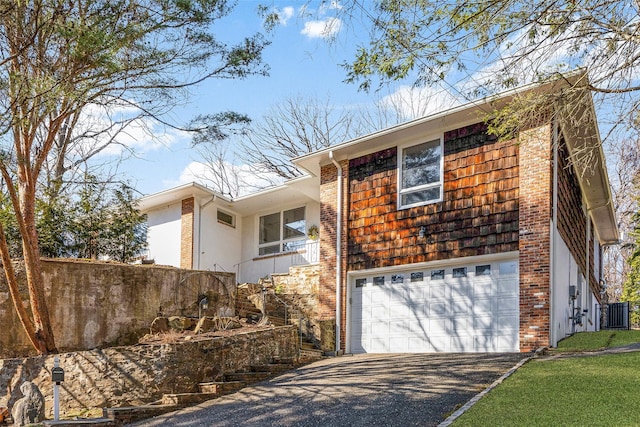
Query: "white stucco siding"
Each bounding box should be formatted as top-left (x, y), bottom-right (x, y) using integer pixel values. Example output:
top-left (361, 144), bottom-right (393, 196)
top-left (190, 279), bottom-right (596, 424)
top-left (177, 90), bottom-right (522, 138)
top-left (238, 201), bottom-right (321, 284)
top-left (196, 203), bottom-right (242, 273)
top-left (146, 203), bottom-right (181, 267)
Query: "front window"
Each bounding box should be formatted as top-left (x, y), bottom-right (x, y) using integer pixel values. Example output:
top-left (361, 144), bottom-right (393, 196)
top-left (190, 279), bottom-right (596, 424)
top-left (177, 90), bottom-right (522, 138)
top-left (399, 138), bottom-right (443, 208)
top-left (259, 207), bottom-right (306, 255)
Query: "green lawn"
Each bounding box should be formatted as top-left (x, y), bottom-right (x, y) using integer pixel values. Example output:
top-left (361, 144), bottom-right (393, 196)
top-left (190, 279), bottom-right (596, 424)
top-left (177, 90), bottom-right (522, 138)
top-left (452, 331), bottom-right (640, 427)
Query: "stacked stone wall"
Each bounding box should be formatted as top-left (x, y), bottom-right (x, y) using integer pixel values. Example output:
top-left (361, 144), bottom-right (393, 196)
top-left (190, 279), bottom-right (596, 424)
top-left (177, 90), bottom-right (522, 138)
top-left (0, 326), bottom-right (298, 417)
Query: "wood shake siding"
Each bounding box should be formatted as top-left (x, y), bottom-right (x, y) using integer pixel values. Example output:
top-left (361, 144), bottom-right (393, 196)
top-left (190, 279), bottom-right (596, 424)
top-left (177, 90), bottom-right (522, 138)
top-left (346, 123), bottom-right (519, 271)
top-left (556, 134), bottom-right (599, 294)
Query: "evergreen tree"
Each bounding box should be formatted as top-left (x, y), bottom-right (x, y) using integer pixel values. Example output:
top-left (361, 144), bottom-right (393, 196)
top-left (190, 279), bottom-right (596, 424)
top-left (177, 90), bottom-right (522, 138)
top-left (622, 210), bottom-right (640, 326)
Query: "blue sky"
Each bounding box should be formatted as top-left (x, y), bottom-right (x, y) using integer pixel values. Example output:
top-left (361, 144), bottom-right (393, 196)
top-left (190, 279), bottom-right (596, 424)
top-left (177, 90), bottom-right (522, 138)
top-left (114, 1), bottom-right (404, 196)
top-left (102, 1), bottom-right (630, 198)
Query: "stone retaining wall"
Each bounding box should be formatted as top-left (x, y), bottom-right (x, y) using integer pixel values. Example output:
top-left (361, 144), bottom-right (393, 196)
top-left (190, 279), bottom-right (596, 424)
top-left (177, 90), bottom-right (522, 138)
top-left (0, 326), bottom-right (298, 417)
top-left (0, 259), bottom-right (236, 358)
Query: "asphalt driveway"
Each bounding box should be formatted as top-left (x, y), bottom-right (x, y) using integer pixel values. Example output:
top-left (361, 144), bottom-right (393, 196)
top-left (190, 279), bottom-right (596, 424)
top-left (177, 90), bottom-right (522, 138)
top-left (129, 353), bottom-right (526, 427)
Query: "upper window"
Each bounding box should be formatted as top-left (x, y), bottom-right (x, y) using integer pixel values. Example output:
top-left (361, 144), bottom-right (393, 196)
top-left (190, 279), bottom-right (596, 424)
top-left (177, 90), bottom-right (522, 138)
top-left (399, 138), bottom-right (443, 208)
top-left (259, 207), bottom-right (306, 256)
top-left (217, 209), bottom-right (235, 228)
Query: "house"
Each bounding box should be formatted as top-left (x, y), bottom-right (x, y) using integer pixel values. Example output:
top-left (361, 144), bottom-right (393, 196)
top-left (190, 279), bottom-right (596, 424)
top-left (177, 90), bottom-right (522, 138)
top-left (139, 77), bottom-right (618, 354)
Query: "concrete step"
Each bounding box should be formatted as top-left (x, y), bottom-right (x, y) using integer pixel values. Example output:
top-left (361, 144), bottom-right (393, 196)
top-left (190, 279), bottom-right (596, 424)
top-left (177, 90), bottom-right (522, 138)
top-left (224, 371), bottom-right (271, 383)
top-left (198, 381), bottom-right (245, 395)
top-left (161, 392), bottom-right (219, 406)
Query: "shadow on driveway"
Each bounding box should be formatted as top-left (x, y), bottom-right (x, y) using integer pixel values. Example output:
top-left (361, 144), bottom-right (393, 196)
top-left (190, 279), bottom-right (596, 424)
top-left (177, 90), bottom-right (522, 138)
top-left (129, 353), bottom-right (526, 427)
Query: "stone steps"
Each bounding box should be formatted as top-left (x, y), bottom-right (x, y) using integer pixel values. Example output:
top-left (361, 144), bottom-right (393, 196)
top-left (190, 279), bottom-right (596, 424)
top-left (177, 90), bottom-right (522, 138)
top-left (100, 359), bottom-right (307, 426)
top-left (103, 404), bottom-right (177, 426)
top-left (161, 392), bottom-right (219, 406)
top-left (198, 380), bottom-right (245, 395)
top-left (224, 371), bottom-right (272, 383)
top-left (251, 363), bottom-right (295, 374)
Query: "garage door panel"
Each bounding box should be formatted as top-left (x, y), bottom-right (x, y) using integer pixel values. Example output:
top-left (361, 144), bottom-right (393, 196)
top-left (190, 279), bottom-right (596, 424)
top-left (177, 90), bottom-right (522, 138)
top-left (451, 316), bottom-right (472, 333)
top-left (349, 259), bottom-right (519, 353)
top-left (473, 281), bottom-right (494, 298)
top-left (429, 317), bottom-right (449, 334)
top-left (496, 315), bottom-right (518, 332)
top-left (473, 315), bottom-right (493, 332)
top-left (473, 297), bottom-right (493, 315)
top-left (452, 298), bottom-right (471, 315)
top-left (429, 301), bottom-right (450, 317)
top-left (429, 284), bottom-right (449, 299)
top-left (498, 278), bottom-right (518, 295)
top-left (497, 296), bottom-right (518, 314)
top-left (474, 335), bottom-right (497, 351)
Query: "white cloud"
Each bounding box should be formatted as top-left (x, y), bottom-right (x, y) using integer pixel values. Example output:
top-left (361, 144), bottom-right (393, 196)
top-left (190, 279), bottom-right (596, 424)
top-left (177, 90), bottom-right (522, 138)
top-left (70, 101), bottom-right (187, 161)
top-left (277, 6), bottom-right (295, 25)
top-left (169, 160), bottom-right (284, 198)
top-left (301, 17), bottom-right (342, 39)
top-left (380, 85), bottom-right (462, 120)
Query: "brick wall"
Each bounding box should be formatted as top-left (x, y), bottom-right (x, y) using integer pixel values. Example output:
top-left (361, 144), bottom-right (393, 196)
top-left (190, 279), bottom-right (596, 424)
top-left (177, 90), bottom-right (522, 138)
top-left (518, 124), bottom-right (553, 351)
top-left (347, 122), bottom-right (519, 271)
top-left (319, 160), bottom-right (348, 350)
top-left (180, 197), bottom-right (194, 269)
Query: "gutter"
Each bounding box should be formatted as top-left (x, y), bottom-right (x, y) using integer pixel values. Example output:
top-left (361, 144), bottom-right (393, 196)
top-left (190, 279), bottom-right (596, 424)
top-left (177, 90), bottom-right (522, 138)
top-left (329, 151), bottom-right (342, 354)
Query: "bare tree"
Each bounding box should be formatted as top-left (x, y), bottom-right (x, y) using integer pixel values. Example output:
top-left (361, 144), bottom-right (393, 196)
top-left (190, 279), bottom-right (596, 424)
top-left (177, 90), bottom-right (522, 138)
top-left (239, 95), bottom-right (362, 179)
top-left (0, 0), bottom-right (269, 354)
top-left (604, 136), bottom-right (640, 300)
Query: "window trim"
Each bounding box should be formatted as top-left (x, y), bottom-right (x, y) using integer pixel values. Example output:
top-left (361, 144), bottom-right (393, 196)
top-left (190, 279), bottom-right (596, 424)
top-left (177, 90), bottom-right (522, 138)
top-left (217, 209), bottom-right (236, 228)
top-left (257, 206), bottom-right (306, 256)
top-left (397, 137), bottom-right (444, 209)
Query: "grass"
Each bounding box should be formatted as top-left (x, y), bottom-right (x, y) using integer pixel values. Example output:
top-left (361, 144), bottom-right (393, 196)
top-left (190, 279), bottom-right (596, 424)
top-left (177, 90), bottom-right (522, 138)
top-left (451, 330), bottom-right (640, 427)
top-left (554, 330), bottom-right (640, 351)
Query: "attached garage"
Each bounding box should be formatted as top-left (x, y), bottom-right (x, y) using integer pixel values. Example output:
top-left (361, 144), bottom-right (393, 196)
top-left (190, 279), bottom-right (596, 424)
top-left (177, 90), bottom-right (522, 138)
top-left (347, 258), bottom-right (519, 353)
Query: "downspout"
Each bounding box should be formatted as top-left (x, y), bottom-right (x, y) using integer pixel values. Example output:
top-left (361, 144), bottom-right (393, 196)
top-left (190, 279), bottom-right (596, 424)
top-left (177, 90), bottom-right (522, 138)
top-left (585, 208), bottom-right (591, 328)
top-left (197, 195), bottom-right (217, 270)
top-left (550, 118), bottom-right (558, 347)
top-left (329, 151), bottom-right (342, 354)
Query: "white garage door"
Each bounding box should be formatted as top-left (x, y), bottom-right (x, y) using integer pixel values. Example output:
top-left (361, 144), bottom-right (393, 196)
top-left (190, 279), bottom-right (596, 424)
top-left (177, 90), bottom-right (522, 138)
top-left (348, 260), bottom-right (519, 353)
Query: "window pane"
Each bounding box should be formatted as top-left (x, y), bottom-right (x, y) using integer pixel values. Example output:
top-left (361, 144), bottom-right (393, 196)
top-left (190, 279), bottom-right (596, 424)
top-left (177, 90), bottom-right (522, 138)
top-left (401, 187), bottom-right (441, 205)
top-left (259, 244), bottom-right (280, 256)
top-left (283, 207), bottom-right (306, 240)
top-left (259, 212), bottom-right (280, 244)
top-left (402, 139), bottom-right (441, 188)
top-left (217, 209), bottom-right (235, 227)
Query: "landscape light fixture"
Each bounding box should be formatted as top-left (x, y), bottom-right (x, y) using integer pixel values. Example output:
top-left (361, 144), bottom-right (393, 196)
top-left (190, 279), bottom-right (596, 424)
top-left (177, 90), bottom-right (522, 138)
top-left (198, 296), bottom-right (209, 320)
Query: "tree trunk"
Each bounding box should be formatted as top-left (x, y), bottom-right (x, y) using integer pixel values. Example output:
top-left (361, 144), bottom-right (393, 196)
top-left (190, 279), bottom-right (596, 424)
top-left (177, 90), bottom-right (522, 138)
top-left (19, 180), bottom-right (58, 354)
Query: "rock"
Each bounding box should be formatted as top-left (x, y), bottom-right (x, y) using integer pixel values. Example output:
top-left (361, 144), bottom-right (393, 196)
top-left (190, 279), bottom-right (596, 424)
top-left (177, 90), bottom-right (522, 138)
top-left (150, 317), bottom-right (170, 333)
top-left (193, 316), bottom-right (216, 334)
top-left (11, 381), bottom-right (45, 426)
top-left (168, 316), bottom-right (195, 331)
top-left (194, 317), bottom-right (242, 334)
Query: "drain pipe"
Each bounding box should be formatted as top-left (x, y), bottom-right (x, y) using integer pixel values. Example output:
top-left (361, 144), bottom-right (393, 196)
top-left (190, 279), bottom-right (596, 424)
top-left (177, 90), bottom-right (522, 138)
top-left (329, 151), bottom-right (342, 355)
top-left (550, 118), bottom-right (559, 346)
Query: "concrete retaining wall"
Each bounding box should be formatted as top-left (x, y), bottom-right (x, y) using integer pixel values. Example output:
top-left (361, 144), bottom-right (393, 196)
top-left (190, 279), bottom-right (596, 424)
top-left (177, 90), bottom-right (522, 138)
top-left (0, 259), bottom-right (236, 358)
